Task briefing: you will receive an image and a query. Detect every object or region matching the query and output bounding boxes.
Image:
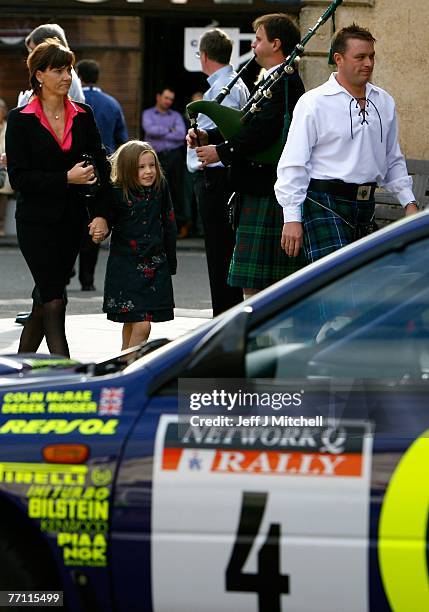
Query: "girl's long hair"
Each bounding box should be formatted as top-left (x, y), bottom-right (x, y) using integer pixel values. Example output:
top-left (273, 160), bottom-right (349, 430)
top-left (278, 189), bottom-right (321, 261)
top-left (110, 140), bottom-right (164, 200)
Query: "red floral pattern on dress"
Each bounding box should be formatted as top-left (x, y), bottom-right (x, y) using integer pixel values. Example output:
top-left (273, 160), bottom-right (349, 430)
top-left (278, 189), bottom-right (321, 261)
top-left (143, 267), bottom-right (155, 279)
top-left (130, 239), bottom-right (137, 250)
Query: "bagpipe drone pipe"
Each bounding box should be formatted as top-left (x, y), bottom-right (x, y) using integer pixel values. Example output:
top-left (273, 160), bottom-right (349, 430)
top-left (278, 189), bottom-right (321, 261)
top-left (186, 0), bottom-right (343, 165)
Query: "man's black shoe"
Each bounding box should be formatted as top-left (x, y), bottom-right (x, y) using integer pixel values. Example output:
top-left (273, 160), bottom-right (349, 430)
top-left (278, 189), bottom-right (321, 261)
top-left (81, 285), bottom-right (96, 291)
top-left (15, 312), bottom-right (30, 325)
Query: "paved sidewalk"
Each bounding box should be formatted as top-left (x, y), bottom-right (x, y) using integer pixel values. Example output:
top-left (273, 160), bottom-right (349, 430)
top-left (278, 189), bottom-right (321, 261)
top-left (0, 235), bottom-right (205, 251)
top-left (0, 308), bottom-right (212, 363)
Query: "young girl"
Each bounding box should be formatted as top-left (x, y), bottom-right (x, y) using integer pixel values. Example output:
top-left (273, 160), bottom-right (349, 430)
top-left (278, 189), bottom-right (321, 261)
top-left (103, 140), bottom-right (177, 349)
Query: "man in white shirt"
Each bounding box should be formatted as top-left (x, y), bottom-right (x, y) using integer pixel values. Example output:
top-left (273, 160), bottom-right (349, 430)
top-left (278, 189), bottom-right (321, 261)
top-left (187, 28), bottom-right (248, 315)
top-left (275, 23), bottom-right (418, 264)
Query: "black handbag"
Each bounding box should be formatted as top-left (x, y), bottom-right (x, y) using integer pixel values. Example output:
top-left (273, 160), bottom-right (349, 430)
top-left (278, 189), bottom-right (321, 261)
top-left (78, 153), bottom-right (101, 198)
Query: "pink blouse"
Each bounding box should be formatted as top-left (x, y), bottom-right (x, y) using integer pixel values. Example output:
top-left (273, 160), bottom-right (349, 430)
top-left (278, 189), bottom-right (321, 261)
top-left (20, 97), bottom-right (86, 152)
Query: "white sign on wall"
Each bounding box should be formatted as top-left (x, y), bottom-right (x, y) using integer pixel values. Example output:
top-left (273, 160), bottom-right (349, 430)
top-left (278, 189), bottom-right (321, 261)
top-left (184, 27), bottom-right (254, 72)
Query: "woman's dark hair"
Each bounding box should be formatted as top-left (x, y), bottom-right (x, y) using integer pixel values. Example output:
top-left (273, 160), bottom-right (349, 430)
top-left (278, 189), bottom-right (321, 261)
top-left (27, 38), bottom-right (75, 96)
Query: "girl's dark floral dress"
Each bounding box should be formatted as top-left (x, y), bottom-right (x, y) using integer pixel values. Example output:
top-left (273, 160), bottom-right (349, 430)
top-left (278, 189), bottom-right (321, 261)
top-left (103, 182), bottom-right (177, 322)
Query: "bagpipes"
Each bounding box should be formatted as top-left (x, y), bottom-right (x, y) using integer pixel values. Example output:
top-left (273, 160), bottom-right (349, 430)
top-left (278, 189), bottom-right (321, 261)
top-left (186, 0), bottom-right (343, 164)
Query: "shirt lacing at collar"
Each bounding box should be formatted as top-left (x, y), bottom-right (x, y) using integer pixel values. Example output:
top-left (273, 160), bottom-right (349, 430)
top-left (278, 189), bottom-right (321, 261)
top-left (348, 96), bottom-right (383, 142)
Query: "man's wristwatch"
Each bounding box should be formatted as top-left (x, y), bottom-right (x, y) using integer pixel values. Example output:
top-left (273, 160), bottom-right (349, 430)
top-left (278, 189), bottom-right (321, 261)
top-left (405, 200), bottom-right (421, 210)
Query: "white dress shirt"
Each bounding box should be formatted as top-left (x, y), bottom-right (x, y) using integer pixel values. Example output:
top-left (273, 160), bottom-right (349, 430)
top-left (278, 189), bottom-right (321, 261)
top-left (186, 64), bottom-right (249, 172)
top-left (275, 73), bottom-right (415, 222)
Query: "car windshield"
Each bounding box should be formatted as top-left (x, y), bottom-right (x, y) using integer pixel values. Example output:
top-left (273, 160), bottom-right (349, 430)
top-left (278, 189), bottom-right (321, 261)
top-left (246, 237), bottom-right (429, 382)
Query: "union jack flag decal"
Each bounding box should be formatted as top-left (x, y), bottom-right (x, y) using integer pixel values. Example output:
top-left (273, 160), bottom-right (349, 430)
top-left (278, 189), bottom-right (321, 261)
top-left (99, 387), bottom-right (125, 416)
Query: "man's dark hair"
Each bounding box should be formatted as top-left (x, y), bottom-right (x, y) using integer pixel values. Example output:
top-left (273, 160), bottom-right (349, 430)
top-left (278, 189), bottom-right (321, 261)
top-left (331, 23), bottom-right (376, 57)
top-left (199, 28), bottom-right (233, 65)
top-left (26, 23), bottom-right (68, 50)
top-left (76, 59), bottom-right (100, 84)
top-left (156, 87), bottom-right (175, 96)
top-left (252, 13), bottom-right (300, 57)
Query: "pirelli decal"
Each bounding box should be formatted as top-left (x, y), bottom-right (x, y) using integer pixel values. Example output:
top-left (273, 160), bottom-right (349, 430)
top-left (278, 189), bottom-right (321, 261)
top-left (161, 422), bottom-right (369, 478)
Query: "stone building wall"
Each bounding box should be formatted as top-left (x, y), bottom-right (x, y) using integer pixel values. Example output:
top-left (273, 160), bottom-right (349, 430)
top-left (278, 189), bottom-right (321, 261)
top-left (299, 0), bottom-right (428, 160)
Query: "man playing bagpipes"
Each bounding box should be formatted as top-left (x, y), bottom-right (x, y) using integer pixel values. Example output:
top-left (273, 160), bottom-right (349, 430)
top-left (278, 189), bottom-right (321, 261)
top-left (187, 13), bottom-right (306, 300)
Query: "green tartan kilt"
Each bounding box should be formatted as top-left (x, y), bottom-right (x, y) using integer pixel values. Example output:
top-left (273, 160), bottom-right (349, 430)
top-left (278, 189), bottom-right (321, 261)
top-left (303, 191), bottom-right (376, 264)
top-left (228, 193), bottom-right (307, 290)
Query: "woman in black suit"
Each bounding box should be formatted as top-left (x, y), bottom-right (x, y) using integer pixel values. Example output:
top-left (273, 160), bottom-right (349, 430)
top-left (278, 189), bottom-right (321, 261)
top-left (6, 38), bottom-right (113, 357)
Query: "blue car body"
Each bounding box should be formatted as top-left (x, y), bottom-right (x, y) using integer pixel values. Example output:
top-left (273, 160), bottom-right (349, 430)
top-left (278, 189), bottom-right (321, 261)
top-left (1, 212), bottom-right (429, 611)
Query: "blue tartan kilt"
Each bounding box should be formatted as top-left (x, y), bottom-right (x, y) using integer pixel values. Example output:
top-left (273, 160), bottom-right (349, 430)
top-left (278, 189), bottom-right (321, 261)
top-left (303, 191), bottom-right (376, 264)
top-left (228, 193), bottom-right (307, 290)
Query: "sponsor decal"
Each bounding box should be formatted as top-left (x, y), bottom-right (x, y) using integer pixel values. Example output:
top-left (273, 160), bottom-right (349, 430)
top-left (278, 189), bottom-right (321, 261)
top-left (98, 387), bottom-right (124, 416)
top-left (0, 462), bottom-right (87, 486)
top-left (0, 418), bottom-right (118, 435)
top-left (28, 497), bottom-right (109, 521)
top-left (161, 421), bottom-right (367, 478)
top-left (0, 387), bottom-right (125, 416)
top-left (56, 532), bottom-right (107, 567)
top-left (90, 467), bottom-right (113, 486)
top-left (0, 462), bottom-right (112, 567)
top-left (25, 358), bottom-right (80, 369)
top-left (1, 390), bottom-right (97, 415)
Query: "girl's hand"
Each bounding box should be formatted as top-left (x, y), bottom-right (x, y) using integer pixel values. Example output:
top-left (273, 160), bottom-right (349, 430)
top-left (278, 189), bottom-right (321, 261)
top-left (67, 161), bottom-right (98, 185)
top-left (88, 217), bottom-right (108, 244)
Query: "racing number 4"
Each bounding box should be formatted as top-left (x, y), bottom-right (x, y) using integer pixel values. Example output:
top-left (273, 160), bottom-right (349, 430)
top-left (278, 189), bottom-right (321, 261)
top-left (226, 491), bottom-right (289, 612)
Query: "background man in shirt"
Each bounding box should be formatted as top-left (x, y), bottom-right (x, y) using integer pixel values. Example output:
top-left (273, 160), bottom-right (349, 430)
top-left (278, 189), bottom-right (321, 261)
top-left (275, 23), bottom-right (418, 264)
top-left (76, 59), bottom-right (128, 156)
top-left (187, 14), bottom-right (305, 299)
top-left (76, 59), bottom-right (128, 291)
top-left (142, 88), bottom-right (188, 235)
top-left (187, 28), bottom-right (248, 315)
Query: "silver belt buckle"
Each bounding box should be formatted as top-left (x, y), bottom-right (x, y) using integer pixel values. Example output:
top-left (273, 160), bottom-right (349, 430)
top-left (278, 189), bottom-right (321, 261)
top-left (357, 184), bottom-right (371, 201)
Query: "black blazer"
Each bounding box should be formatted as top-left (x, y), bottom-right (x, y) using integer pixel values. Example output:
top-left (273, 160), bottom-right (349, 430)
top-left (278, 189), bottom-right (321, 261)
top-left (6, 101), bottom-right (114, 224)
top-left (207, 71), bottom-right (305, 196)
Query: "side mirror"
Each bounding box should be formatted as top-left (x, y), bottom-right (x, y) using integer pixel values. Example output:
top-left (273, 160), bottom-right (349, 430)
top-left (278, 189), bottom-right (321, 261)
top-left (183, 306), bottom-right (253, 378)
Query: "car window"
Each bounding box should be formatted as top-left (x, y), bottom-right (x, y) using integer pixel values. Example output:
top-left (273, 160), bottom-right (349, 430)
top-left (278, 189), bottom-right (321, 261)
top-left (245, 239), bottom-right (429, 383)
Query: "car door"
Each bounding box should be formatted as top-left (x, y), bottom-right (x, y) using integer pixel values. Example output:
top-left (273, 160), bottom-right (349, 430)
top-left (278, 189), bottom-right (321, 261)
top-left (243, 236), bottom-right (429, 612)
top-left (116, 234), bottom-right (429, 611)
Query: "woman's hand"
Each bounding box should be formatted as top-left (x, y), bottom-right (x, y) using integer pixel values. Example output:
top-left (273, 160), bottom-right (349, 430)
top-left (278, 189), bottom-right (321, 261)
top-left (67, 161), bottom-right (98, 185)
top-left (88, 217), bottom-right (108, 244)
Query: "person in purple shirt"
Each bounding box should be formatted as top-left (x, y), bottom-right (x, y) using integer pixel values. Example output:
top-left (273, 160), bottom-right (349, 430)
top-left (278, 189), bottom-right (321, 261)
top-left (142, 88), bottom-right (189, 235)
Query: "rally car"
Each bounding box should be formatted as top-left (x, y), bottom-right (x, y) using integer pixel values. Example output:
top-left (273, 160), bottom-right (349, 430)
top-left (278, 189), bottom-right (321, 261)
top-left (1, 211), bottom-right (429, 611)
